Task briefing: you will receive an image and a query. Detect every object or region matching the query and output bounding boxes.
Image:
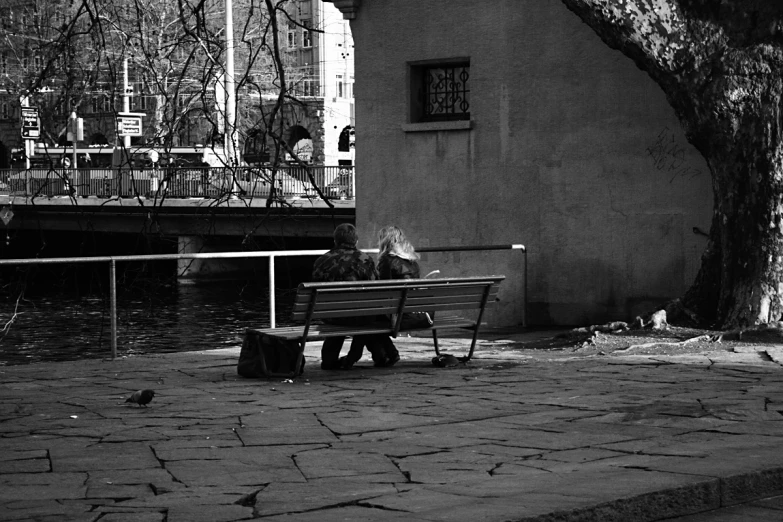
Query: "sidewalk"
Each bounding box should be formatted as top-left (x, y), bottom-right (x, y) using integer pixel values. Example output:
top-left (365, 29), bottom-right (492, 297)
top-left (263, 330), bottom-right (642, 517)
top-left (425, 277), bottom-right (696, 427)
top-left (2, 331), bottom-right (783, 521)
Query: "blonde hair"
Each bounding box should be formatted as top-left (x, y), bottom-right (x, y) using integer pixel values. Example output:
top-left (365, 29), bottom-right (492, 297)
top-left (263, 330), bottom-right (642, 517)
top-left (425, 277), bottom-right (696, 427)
top-left (378, 225), bottom-right (419, 261)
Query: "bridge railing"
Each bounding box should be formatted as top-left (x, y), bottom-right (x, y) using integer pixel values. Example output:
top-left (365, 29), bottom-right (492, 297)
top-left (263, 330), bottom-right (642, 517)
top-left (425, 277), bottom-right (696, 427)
top-left (0, 244), bottom-right (526, 359)
top-left (0, 165), bottom-right (354, 200)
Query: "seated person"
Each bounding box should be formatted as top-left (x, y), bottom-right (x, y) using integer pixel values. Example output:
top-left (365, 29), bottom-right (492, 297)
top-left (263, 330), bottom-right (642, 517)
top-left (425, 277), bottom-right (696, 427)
top-left (312, 223), bottom-right (397, 369)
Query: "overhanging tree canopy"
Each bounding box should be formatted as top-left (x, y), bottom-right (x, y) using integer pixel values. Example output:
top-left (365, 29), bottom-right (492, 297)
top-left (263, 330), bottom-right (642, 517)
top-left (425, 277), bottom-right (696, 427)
top-left (561, 0), bottom-right (783, 329)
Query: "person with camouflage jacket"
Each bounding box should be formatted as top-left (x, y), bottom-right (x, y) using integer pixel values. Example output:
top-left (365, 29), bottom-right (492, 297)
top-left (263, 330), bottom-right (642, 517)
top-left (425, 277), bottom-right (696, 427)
top-left (312, 224), bottom-right (378, 282)
top-left (312, 223), bottom-right (397, 369)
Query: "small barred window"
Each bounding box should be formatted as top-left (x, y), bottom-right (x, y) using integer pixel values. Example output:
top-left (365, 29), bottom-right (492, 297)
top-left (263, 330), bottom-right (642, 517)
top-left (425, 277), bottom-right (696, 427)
top-left (409, 58), bottom-right (470, 124)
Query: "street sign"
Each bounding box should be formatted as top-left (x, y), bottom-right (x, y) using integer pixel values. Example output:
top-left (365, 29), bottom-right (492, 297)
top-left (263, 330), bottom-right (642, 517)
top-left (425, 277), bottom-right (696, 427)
top-left (0, 206), bottom-right (13, 226)
top-left (21, 107), bottom-right (40, 139)
top-left (116, 112), bottom-right (144, 137)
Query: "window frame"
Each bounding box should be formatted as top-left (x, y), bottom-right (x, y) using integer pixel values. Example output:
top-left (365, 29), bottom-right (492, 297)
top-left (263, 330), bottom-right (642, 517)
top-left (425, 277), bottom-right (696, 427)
top-left (404, 57), bottom-right (472, 132)
top-left (301, 20), bottom-right (312, 48)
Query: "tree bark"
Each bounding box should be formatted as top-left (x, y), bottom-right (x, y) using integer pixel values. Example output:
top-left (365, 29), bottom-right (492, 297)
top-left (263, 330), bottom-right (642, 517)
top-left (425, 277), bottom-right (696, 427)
top-left (560, 0), bottom-right (783, 328)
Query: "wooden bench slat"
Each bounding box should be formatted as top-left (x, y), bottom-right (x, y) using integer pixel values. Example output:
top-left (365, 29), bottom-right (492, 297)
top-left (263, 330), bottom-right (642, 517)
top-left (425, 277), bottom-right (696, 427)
top-left (247, 315), bottom-right (479, 342)
top-left (291, 293), bottom-right (498, 319)
top-left (291, 286), bottom-right (499, 312)
top-left (248, 323), bottom-right (396, 341)
top-left (292, 296), bottom-right (401, 312)
top-left (297, 275), bottom-right (504, 291)
top-left (294, 288), bottom-right (406, 302)
top-left (294, 282), bottom-right (499, 300)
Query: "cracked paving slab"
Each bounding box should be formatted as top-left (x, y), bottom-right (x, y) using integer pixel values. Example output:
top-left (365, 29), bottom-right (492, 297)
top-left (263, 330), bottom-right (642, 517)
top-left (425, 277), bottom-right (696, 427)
top-left (2, 336), bottom-right (783, 520)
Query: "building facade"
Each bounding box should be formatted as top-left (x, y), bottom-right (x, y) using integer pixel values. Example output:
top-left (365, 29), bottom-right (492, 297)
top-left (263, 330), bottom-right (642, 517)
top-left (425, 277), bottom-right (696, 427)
top-left (285, 0), bottom-right (355, 165)
top-left (326, 0), bottom-right (713, 327)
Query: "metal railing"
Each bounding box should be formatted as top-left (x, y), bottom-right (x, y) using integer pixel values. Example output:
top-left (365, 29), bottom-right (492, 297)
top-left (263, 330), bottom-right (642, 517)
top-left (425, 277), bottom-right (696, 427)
top-left (0, 244), bottom-right (526, 359)
top-left (0, 165), bottom-right (354, 200)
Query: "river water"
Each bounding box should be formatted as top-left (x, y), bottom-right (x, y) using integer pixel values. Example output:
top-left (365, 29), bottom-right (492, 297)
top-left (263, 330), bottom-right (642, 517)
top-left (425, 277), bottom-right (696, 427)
top-left (0, 278), bottom-right (298, 366)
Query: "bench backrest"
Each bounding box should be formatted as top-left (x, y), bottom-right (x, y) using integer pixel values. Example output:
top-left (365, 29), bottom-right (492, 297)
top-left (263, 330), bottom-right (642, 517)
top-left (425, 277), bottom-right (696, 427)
top-left (291, 276), bottom-right (505, 324)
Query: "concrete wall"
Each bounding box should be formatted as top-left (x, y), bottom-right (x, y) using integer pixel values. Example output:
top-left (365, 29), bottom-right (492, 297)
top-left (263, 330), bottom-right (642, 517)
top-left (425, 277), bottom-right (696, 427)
top-left (348, 0), bottom-right (712, 327)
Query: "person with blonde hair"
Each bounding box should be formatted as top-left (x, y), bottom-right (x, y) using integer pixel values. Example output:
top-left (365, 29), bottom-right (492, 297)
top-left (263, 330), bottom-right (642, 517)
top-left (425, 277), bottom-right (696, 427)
top-left (377, 225), bottom-right (421, 280)
top-left (363, 225), bottom-right (429, 367)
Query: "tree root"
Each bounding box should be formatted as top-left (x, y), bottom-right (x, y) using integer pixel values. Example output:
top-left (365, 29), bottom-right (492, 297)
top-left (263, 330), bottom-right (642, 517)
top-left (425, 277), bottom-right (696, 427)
top-left (615, 334), bottom-right (716, 353)
top-left (712, 324), bottom-right (783, 343)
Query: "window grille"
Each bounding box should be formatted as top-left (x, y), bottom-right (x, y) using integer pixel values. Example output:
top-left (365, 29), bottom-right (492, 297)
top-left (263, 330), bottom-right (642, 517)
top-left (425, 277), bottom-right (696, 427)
top-left (423, 64), bottom-right (470, 121)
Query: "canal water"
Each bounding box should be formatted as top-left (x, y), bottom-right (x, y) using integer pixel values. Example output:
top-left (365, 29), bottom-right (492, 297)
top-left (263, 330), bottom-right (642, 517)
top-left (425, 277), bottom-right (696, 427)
top-left (0, 277), bottom-right (299, 366)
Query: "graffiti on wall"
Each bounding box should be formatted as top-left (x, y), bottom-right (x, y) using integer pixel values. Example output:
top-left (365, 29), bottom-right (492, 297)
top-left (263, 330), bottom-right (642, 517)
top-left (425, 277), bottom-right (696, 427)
top-left (646, 127), bottom-right (703, 183)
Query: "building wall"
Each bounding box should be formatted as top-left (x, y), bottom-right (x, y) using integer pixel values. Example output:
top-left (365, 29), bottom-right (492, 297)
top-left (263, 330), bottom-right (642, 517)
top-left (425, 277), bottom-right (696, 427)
top-left (316, 0), bottom-right (355, 165)
top-left (347, 0), bottom-right (712, 327)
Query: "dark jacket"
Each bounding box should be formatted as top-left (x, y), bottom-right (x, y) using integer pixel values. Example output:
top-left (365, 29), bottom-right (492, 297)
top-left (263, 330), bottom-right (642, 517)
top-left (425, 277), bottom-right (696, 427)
top-left (378, 254), bottom-right (420, 280)
top-left (312, 243), bottom-right (379, 327)
top-left (312, 243), bottom-right (378, 282)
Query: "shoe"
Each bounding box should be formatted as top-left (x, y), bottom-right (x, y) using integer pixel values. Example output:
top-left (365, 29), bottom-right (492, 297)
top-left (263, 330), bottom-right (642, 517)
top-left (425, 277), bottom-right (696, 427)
top-left (385, 354), bottom-right (400, 367)
top-left (339, 356), bottom-right (355, 370)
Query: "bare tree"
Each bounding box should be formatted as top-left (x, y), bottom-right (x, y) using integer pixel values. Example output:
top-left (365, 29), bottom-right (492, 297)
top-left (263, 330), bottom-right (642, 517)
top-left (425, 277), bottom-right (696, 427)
top-left (4, 0), bottom-right (334, 209)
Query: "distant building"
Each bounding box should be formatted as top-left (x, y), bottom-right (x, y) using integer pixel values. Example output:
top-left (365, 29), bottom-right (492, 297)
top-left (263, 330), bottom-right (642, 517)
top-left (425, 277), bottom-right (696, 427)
top-left (326, 0), bottom-right (712, 327)
top-left (0, 0), bottom-right (354, 167)
top-left (282, 0), bottom-right (355, 166)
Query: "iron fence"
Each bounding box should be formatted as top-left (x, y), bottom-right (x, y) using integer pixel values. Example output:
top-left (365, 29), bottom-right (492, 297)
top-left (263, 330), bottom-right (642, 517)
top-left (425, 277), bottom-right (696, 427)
top-left (0, 244), bottom-right (526, 359)
top-left (0, 165), bottom-right (354, 200)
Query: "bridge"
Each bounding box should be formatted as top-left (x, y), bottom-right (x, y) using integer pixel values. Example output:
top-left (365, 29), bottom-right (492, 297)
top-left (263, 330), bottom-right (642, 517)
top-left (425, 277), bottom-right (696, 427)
top-left (0, 166), bottom-right (356, 277)
top-left (0, 165), bottom-right (354, 235)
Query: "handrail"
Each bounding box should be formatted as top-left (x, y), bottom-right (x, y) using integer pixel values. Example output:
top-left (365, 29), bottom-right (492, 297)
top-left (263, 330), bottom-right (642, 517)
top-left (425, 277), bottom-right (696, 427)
top-left (0, 244), bottom-right (526, 359)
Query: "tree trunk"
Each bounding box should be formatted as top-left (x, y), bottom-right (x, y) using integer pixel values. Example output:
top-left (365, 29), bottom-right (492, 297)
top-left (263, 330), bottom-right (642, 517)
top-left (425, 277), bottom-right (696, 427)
top-left (683, 63), bottom-right (783, 327)
top-left (560, 0), bottom-right (783, 329)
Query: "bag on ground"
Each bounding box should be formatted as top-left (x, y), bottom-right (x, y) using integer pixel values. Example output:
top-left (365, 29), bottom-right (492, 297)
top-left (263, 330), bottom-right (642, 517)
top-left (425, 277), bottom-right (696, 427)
top-left (238, 333), bottom-right (305, 378)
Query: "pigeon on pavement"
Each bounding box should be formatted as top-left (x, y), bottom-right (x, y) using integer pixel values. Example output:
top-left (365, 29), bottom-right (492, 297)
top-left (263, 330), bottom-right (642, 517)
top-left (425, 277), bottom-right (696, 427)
top-left (125, 389), bottom-right (155, 407)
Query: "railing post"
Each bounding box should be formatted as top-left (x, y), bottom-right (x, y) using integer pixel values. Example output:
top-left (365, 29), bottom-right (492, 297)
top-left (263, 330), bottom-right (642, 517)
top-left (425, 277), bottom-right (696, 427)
top-left (269, 254), bottom-right (276, 329)
top-left (110, 259), bottom-right (118, 359)
top-left (523, 248), bottom-right (528, 328)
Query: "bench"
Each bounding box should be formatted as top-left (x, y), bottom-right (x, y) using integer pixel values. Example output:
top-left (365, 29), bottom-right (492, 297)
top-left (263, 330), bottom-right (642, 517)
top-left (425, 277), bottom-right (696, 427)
top-left (242, 275), bottom-right (505, 377)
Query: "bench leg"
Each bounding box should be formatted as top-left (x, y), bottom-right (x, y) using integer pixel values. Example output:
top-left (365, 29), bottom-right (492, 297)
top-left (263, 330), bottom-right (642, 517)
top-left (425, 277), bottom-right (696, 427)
top-left (294, 341), bottom-right (306, 377)
top-left (465, 326), bottom-right (479, 362)
top-left (432, 329), bottom-right (440, 356)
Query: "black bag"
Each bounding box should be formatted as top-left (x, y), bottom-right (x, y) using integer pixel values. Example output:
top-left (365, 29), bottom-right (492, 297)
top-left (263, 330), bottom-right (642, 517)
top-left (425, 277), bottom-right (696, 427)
top-left (238, 332), bottom-right (305, 378)
top-left (398, 311), bottom-right (433, 330)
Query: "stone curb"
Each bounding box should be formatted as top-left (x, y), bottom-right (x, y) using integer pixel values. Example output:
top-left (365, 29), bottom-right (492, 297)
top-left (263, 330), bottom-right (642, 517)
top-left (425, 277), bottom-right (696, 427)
top-left (520, 467), bottom-right (783, 521)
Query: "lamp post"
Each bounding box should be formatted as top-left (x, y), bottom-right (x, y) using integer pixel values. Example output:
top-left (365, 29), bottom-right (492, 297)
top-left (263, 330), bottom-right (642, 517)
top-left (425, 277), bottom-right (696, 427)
top-left (69, 111), bottom-right (79, 197)
top-left (123, 56), bottom-right (131, 149)
top-left (224, 0), bottom-right (236, 165)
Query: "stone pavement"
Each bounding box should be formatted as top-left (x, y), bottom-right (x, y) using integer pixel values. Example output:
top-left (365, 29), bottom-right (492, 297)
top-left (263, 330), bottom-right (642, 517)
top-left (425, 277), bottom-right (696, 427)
top-left (2, 331), bottom-right (783, 521)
